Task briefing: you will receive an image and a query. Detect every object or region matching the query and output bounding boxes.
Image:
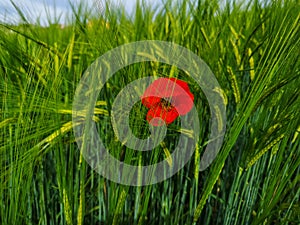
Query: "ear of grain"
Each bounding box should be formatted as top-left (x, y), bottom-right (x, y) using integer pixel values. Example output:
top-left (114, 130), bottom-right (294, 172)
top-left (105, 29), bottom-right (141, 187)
top-left (227, 66), bottom-right (241, 104)
top-left (248, 48), bottom-right (255, 81)
top-left (246, 134), bottom-right (285, 169)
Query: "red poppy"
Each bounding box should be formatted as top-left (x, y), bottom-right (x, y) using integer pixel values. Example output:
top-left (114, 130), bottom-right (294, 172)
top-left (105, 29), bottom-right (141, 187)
top-left (141, 78), bottom-right (194, 126)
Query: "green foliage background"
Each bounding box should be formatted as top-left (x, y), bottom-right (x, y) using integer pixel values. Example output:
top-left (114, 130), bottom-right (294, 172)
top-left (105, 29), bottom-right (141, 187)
top-left (0, 0), bottom-right (299, 224)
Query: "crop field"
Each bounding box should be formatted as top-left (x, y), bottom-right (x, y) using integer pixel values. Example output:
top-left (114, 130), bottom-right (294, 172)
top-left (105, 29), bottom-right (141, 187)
top-left (0, 0), bottom-right (299, 224)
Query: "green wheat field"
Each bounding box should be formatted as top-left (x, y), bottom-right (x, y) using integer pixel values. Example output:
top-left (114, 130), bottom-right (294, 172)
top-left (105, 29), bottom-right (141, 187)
top-left (0, 0), bottom-right (299, 224)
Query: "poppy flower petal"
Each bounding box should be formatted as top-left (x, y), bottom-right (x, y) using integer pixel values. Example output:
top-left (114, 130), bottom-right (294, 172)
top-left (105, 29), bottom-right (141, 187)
top-left (141, 96), bottom-right (161, 108)
top-left (141, 78), bottom-right (194, 126)
top-left (141, 78), bottom-right (183, 102)
top-left (146, 103), bottom-right (179, 126)
top-left (169, 78), bottom-right (191, 93)
top-left (171, 92), bottom-right (194, 115)
top-left (166, 81), bottom-right (194, 115)
top-left (169, 78), bottom-right (194, 102)
top-left (141, 78), bottom-right (194, 108)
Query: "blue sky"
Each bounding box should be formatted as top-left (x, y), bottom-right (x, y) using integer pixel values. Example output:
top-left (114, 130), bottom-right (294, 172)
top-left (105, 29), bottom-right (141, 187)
top-left (0, 0), bottom-right (162, 25)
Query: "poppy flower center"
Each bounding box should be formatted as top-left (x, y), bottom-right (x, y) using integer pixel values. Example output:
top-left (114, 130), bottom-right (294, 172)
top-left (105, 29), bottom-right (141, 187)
top-left (160, 99), bottom-right (173, 110)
